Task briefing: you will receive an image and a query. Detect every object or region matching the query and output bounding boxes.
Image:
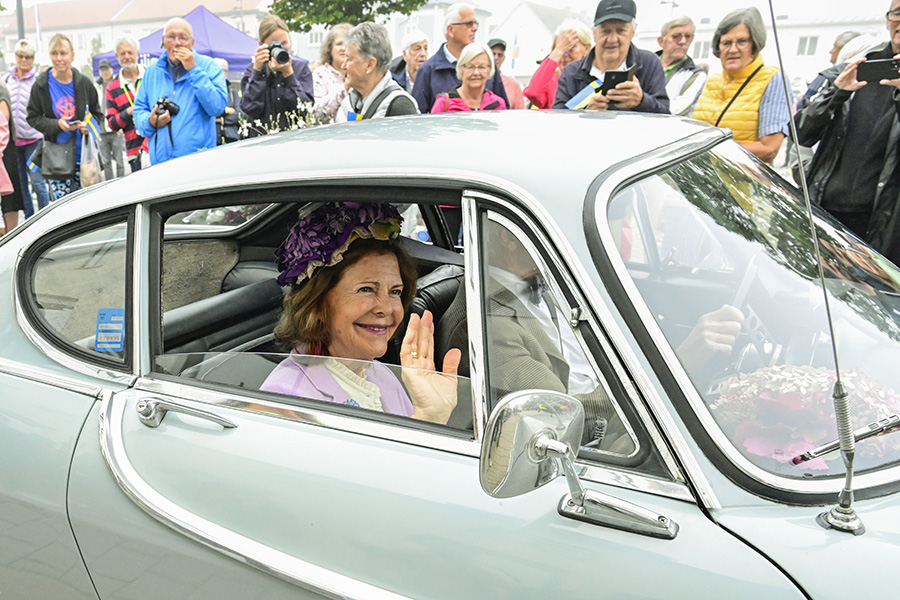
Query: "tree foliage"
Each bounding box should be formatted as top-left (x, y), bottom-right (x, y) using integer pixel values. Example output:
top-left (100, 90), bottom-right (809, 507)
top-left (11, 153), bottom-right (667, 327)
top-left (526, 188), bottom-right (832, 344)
top-left (270, 0), bottom-right (429, 33)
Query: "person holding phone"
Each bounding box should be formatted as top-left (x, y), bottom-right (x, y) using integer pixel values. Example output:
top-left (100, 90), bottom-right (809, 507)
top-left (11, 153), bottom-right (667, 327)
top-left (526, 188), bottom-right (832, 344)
top-left (794, 0), bottom-right (900, 261)
top-left (553, 0), bottom-right (669, 114)
top-left (26, 33), bottom-right (102, 200)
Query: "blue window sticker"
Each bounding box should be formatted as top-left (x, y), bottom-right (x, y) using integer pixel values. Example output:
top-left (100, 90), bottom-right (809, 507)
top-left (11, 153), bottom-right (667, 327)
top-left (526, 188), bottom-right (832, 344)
top-left (96, 309), bottom-right (125, 352)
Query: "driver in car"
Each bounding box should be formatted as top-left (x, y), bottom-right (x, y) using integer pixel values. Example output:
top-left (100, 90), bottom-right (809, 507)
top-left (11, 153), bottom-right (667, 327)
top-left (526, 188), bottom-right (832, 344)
top-left (439, 218), bottom-right (743, 451)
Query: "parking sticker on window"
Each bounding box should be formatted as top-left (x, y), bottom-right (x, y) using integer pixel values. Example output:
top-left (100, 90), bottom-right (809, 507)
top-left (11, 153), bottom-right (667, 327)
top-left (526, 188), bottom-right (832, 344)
top-left (95, 309), bottom-right (125, 352)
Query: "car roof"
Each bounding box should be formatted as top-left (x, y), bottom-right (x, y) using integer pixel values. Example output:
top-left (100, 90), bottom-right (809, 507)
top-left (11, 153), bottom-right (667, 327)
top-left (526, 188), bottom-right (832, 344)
top-left (57, 111), bottom-right (725, 218)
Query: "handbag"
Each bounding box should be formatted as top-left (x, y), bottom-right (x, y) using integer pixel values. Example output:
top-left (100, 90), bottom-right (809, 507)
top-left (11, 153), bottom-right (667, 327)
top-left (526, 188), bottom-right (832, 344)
top-left (40, 138), bottom-right (76, 180)
top-left (79, 133), bottom-right (103, 188)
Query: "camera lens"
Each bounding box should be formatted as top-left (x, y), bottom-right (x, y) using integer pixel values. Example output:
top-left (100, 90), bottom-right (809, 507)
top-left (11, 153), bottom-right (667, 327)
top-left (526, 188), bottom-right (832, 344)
top-left (268, 42), bottom-right (290, 65)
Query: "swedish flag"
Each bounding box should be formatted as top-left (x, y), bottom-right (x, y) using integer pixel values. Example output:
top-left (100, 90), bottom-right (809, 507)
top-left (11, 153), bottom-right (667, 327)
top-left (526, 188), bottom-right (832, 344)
top-left (84, 113), bottom-right (101, 143)
top-left (26, 147), bottom-right (38, 173)
top-left (565, 79), bottom-right (603, 110)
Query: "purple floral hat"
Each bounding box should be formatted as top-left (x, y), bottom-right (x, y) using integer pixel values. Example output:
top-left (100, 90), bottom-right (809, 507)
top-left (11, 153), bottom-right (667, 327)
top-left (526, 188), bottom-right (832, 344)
top-left (275, 202), bottom-right (403, 286)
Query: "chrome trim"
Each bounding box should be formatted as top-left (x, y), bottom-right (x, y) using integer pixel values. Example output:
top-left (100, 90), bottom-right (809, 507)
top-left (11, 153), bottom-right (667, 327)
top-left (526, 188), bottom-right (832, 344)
top-left (12, 237), bottom-right (137, 387)
top-left (590, 134), bottom-right (900, 496)
top-left (0, 356), bottom-right (104, 398)
top-left (558, 491), bottom-right (679, 539)
top-left (133, 204), bottom-right (150, 376)
top-left (136, 396), bottom-right (239, 429)
top-left (461, 193), bottom-right (487, 441)
top-left (85, 167), bottom-right (555, 218)
top-left (99, 391), bottom-right (414, 600)
top-left (578, 463), bottom-right (694, 503)
top-left (481, 208), bottom-right (642, 462)
top-left (466, 190), bottom-right (699, 500)
top-left (134, 376), bottom-right (480, 457)
top-left (573, 133), bottom-right (729, 510)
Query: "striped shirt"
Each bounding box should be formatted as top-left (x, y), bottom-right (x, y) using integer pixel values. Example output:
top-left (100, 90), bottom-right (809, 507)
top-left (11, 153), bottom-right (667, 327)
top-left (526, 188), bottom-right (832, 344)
top-left (105, 71), bottom-right (146, 157)
top-left (758, 72), bottom-right (794, 138)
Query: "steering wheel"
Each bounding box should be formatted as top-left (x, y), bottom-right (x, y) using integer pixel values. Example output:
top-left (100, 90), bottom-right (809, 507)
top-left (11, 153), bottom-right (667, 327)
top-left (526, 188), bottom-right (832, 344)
top-left (703, 257), bottom-right (782, 394)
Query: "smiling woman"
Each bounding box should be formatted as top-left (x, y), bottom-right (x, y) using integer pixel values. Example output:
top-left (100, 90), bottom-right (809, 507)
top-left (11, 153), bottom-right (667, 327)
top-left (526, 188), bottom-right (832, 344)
top-left (261, 202), bottom-right (462, 424)
top-left (691, 7), bottom-right (793, 164)
top-left (431, 43), bottom-right (507, 112)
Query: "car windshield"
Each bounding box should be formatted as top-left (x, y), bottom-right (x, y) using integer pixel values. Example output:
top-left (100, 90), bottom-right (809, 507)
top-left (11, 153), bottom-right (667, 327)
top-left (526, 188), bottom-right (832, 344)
top-left (606, 142), bottom-right (900, 479)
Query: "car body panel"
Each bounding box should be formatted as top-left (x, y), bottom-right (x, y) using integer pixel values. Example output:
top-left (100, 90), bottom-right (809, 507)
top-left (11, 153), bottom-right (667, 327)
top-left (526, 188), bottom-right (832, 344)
top-left (67, 400), bottom-right (317, 600)
top-left (0, 371), bottom-right (99, 600)
top-left (1, 111), bottom-right (897, 597)
top-left (84, 388), bottom-right (804, 599)
top-left (714, 497), bottom-right (900, 599)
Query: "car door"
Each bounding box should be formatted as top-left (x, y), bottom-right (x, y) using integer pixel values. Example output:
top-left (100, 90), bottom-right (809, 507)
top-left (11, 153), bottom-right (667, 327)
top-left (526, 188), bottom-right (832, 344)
top-left (66, 189), bottom-right (805, 599)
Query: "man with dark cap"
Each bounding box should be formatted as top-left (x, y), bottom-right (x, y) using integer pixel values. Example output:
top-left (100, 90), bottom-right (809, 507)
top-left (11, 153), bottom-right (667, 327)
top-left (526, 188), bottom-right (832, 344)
top-left (489, 38), bottom-right (524, 109)
top-left (553, 0), bottom-right (669, 113)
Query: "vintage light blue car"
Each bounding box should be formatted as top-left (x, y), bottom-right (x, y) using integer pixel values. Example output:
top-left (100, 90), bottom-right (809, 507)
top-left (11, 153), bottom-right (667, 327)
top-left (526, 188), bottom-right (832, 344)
top-left (2, 111), bottom-right (900, 599)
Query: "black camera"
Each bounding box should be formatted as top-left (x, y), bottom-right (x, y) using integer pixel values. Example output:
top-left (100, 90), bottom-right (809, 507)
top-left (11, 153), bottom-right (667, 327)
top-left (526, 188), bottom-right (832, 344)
top-left (155, 96), bottom-right (180, 117)
top-left (267, 40), bottom-right (291, 65)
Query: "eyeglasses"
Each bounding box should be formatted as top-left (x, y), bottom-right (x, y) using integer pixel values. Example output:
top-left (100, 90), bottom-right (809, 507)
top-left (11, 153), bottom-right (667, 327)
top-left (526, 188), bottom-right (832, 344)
top-left (669, 33), bottom-right (694, 42)
top-left (887, 9), bottom-right (900, 21)
top-left (164, 34), bottom-right (192, 43)
top-left (451, 20), bottom-right (478, 29)
top-left (15, 54), bottom-right (34, 59)
top-left (462, 64), bottom-right (490, 72)
top-left (718, 38), bottom-right (752, 51)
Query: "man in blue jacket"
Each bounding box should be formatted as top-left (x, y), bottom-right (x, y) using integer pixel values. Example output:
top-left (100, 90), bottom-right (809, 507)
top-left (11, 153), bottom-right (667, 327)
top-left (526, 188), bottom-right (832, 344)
top-left (412, 3), bottom-right (509, 113)
top-left (553, 0), bottom-right (669, 113)
top-left (134, 18), bottom-right (227, 165)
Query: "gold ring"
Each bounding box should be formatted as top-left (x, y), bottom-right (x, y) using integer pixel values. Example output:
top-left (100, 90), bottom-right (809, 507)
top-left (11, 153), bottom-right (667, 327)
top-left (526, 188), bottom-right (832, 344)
top-left (411, 350), bottom-right (418, 359)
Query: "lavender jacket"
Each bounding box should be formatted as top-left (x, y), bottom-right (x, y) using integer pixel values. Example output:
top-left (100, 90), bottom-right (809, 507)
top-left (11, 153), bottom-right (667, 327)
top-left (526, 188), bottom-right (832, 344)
top-left (261, 356), bottom-right (414, 417)
top-left (3, 66), bottom-right (43, 143)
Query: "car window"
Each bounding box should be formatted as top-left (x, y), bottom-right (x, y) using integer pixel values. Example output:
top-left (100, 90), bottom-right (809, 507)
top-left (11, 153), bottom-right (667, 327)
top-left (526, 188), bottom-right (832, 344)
top-left (480, 211), bottom-right (638, 457)
top-left (607, 143), bottom-right (900, 478)
top-left (167, 204), bottom-right (271, 230)
top-left (152, 197), bottom-right (473, 434)
top-left (28, 219), bottom-right (129, 364)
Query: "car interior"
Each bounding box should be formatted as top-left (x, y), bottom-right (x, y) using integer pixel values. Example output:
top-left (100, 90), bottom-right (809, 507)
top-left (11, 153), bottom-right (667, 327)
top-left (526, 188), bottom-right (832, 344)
top-left (152, 188), bottom-right (472, 424)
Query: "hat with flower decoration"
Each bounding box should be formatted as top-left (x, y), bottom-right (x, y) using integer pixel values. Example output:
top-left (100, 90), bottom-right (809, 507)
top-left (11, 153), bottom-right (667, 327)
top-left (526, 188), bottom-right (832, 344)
top-left (275, 202), bottom-right (403, 287)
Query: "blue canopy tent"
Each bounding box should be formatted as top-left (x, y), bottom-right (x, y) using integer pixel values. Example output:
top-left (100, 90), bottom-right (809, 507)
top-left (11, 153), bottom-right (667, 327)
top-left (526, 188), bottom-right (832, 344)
top-left (92, 5), bottom-right (258, 78)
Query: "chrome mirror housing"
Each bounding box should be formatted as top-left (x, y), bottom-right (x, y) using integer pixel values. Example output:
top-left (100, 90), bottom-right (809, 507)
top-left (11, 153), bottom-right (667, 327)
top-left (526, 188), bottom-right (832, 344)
top-left (479, 390), bottom-right (584, 499)
top-left (480, 390), bottom-right (679, 539)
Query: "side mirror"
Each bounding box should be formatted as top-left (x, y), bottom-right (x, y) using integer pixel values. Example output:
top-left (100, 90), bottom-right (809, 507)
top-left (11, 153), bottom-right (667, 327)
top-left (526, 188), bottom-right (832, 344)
top-left (479, 390), bottom-right (584, 498)
top-left (479, 389), bottom-right (680, 539)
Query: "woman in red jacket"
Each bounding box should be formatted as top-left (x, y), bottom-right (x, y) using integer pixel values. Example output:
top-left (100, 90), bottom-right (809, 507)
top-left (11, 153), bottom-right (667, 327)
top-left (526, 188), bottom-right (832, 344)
top-left (431, 44), bottom-right (507, 112)
top-left (523, 20), bottom-right (592, 109)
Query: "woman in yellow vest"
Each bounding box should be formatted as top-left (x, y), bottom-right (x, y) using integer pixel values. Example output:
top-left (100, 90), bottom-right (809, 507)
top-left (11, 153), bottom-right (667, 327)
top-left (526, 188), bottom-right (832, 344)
top-left (692, 7), bottom-right (793, 164)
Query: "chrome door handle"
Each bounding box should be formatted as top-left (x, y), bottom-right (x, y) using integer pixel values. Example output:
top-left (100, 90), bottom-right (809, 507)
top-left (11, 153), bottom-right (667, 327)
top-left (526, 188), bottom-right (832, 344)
top-left (136, 397), bottom-right (238, 429)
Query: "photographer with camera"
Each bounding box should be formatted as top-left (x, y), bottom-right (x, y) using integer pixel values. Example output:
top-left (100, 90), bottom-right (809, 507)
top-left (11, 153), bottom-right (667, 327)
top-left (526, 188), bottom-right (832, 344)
top-left (794, 0), bottom-right (900, 262)
top-left (133, 18), bottom-right (227, 165)
top-left (240, 15), bottom-right (314, 137)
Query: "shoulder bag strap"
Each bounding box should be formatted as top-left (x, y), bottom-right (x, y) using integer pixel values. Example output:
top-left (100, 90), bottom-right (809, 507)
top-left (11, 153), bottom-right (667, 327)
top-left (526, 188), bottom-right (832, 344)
top-left (363, 83), bottom-right (402, 119)
top-left (714, 64), bottom-right (764, 127)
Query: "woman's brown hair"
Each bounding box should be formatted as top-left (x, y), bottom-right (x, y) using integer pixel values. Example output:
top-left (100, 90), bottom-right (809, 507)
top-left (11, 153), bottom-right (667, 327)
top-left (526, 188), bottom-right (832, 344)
top-left (321, 23), bottom-right (353, 66)
top-left (274, 237), bottom-right (417, 353)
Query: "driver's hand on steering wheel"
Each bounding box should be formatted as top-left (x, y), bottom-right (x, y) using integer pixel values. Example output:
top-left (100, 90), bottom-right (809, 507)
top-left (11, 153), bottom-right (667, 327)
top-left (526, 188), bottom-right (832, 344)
top-left (676, 305), bottom-right (744, 372)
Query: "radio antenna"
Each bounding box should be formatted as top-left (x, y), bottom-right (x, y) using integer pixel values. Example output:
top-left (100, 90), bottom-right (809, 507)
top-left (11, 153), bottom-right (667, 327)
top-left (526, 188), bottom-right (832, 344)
top-left (766, 0), bottom-right (864, 535)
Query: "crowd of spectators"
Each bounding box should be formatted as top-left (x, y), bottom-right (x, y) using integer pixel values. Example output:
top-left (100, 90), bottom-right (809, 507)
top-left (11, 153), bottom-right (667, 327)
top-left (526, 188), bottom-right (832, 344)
top-left (2, 0), bottom-right (900, 263)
